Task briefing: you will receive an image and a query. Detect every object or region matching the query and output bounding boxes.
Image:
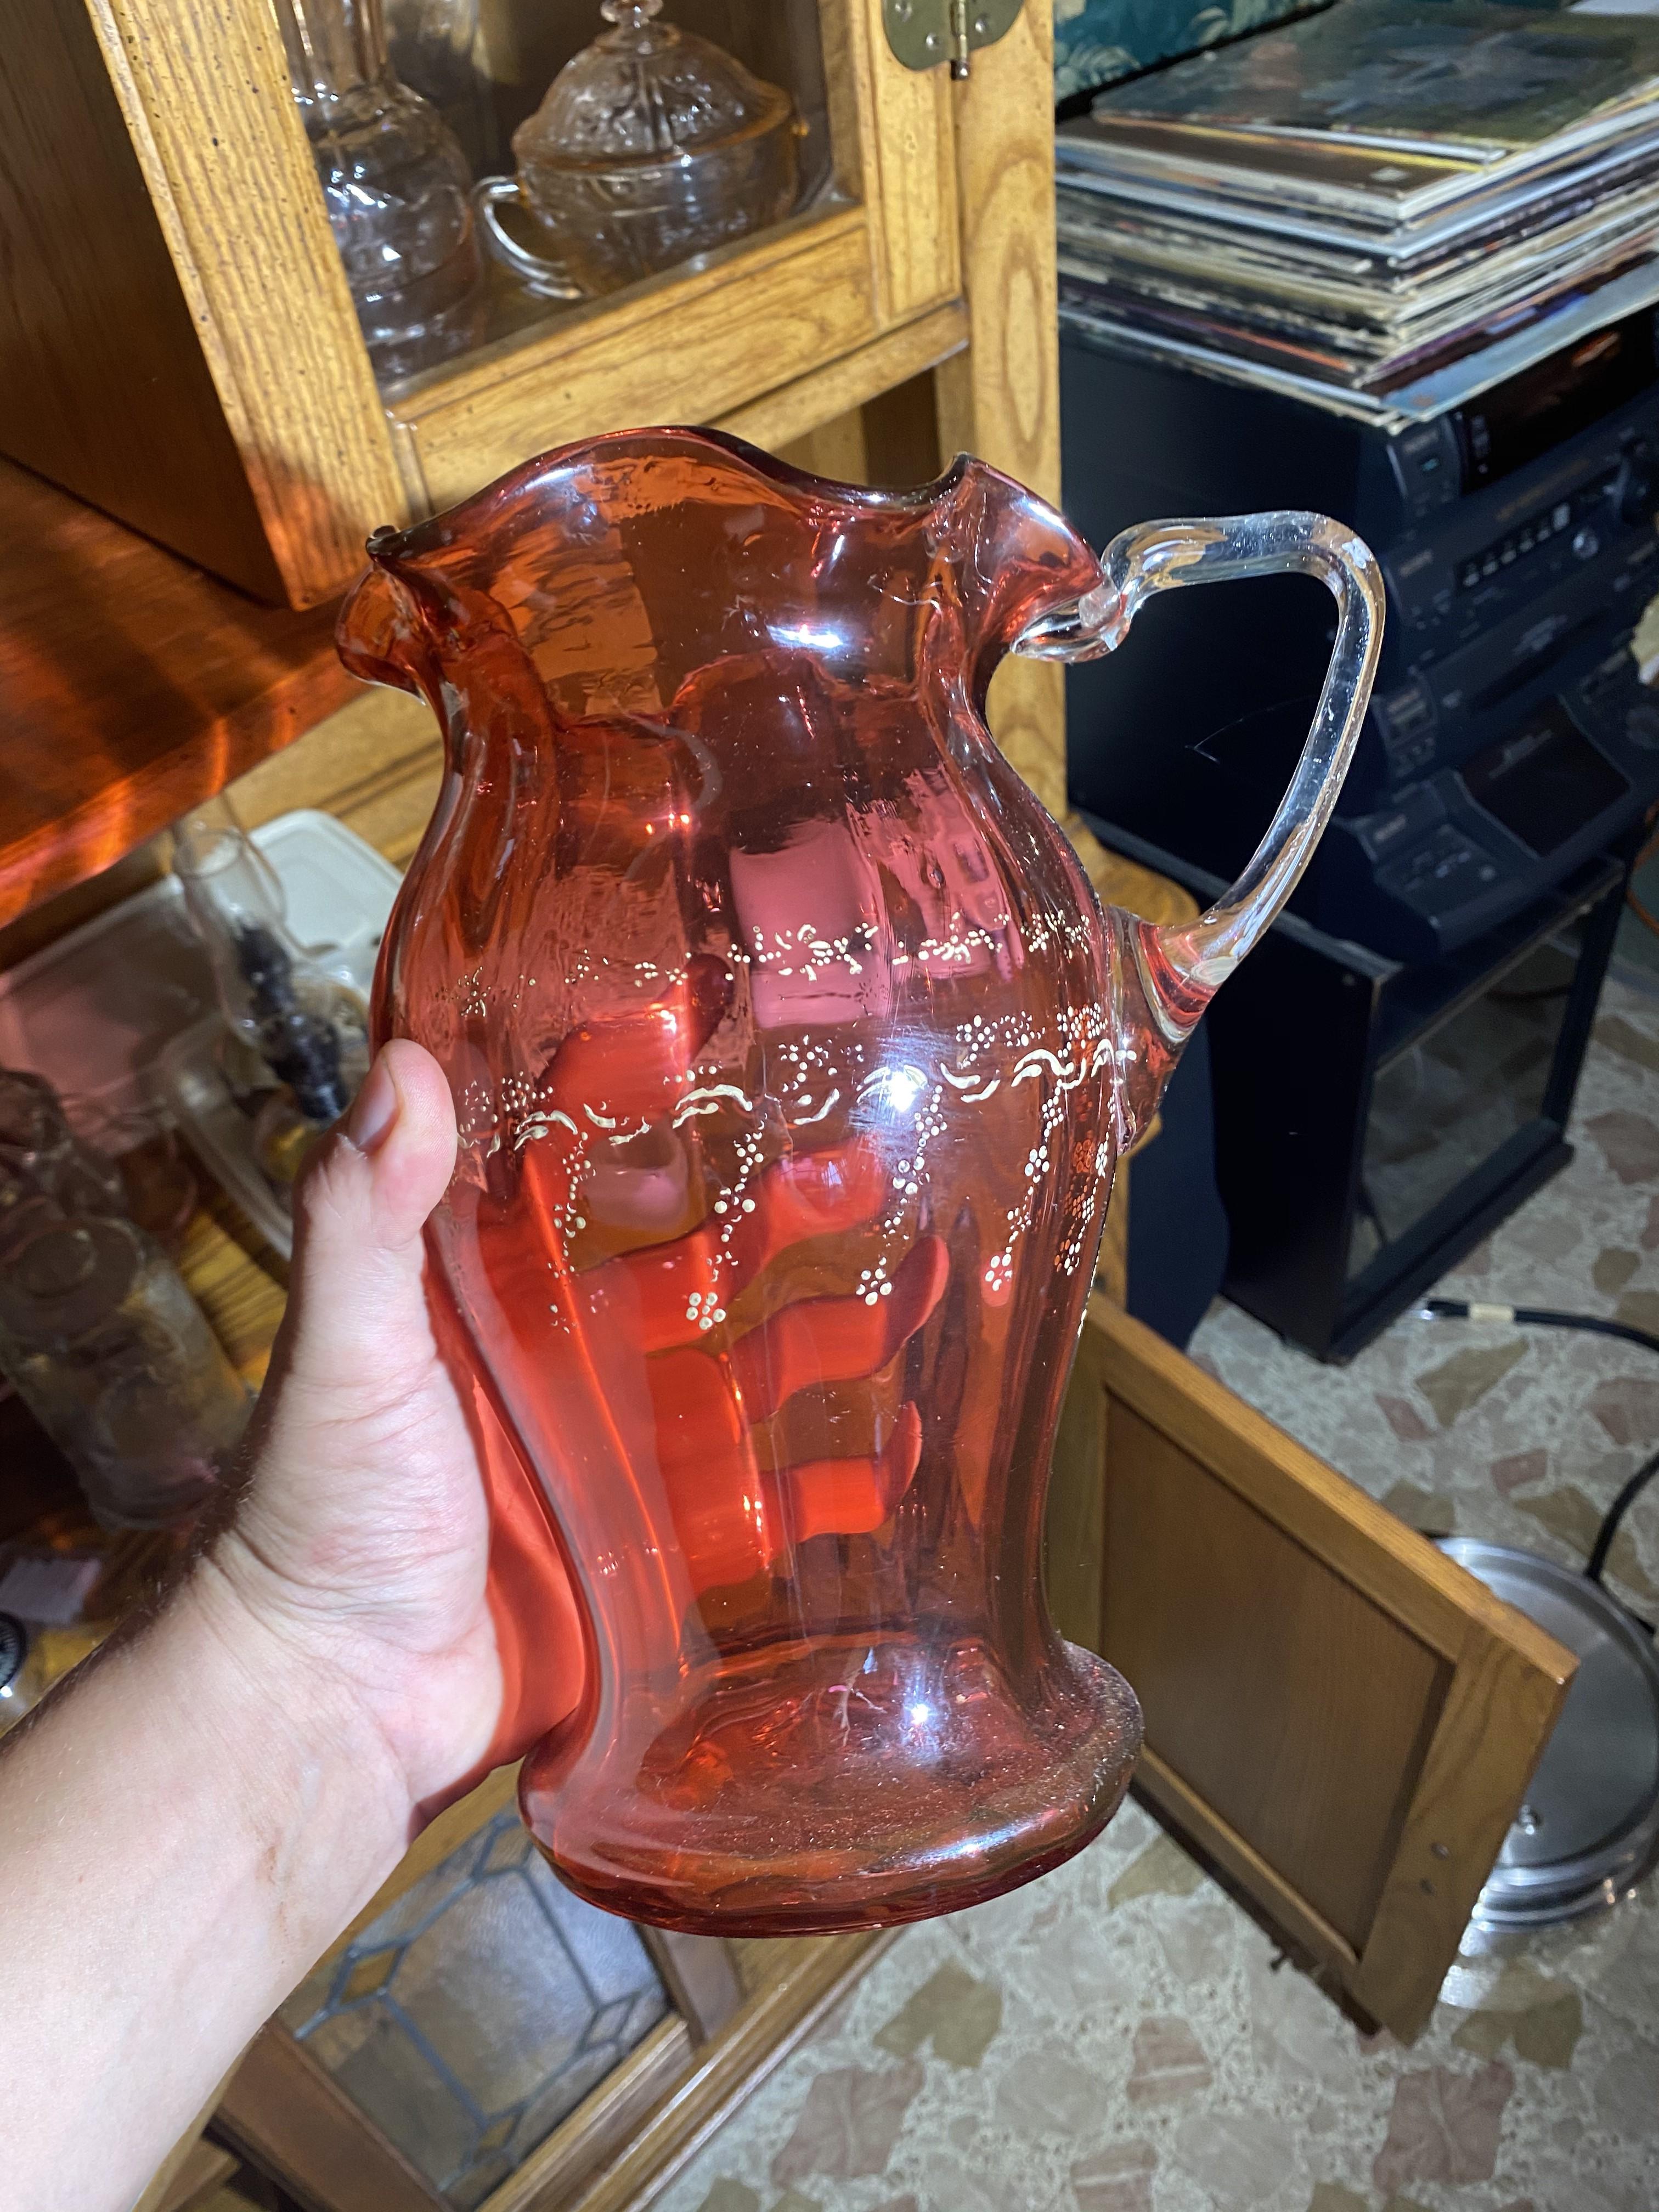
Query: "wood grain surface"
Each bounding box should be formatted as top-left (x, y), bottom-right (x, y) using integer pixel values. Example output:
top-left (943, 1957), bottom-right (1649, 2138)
top-left (1105, 1394), bottom-right (1453, 1954)
top-left (715, 302), bottom-right (968, 464)
top-left (1356, 1613), bottom-right (1573, 2036)
top-left (132, 2075), bottom-right (241, 2212)
top-left (556, 1931), bottom-right (894, 2212)
top-left (1053, 1297), bottom-right (1577, 2041)
top-left (0, 457), bottom-right (353, 927)
top-left (217, 2025), bottom-right (448, 2212)
top-left (0, 0), bottom-right (285, 599)
top-left (174, 1190), bottom-right (288, 1389)
top-left (80, 0), bottom-right (409, 602)
top-left (637, 1931), bottom-right (745, 2046)
top-left (828, 0), bottom-right (960, 321)
top-left (148, 2138), bottom-right (238, 2212)
top-left (478, 2018), bottom-right (693, 2212)
top-left (933, 0), bottom-right (1067, 818)
top-left (399, 208), bottom-right (881, 510)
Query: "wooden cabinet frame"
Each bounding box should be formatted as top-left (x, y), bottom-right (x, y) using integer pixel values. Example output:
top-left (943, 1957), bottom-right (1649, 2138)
top-left (1049, 1298), bottom-right (1576, 2040)
top-left (0, 3), bottom-right (1075, 947)
top-left (3, 0), bottom-right (1030, 601)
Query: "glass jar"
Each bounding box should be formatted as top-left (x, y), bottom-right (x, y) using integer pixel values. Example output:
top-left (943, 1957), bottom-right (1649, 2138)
top-left (475, 0), bottom-right (803, 300)
top-left (275, 0), bottom-right (484, 379)
top-left (0, 1208), bottom-right (250, 1531)
top-left (385, 0), bottom-right (478, 112)
top-left (0, 1069), bottom-right (127, 1233)
top-left (0, 1066), bottom-right (248, 1531)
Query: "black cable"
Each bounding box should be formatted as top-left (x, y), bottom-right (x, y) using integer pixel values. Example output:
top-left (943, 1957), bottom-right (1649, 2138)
top-left (1420, 1297), bottom-right (1659, 1596)
top-left (1423, 1297), bottom-right (1659, 1363)
top-left (1587, 1446), bottom-right (1659, 1589)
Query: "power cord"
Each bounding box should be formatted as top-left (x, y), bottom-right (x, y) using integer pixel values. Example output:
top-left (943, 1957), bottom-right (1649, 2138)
top-left (1420, 1296), bottom-right (1659, 1603)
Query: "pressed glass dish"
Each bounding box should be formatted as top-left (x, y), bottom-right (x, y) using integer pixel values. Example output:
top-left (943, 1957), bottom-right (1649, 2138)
top-left (474, 0), bottom-right (802, 300)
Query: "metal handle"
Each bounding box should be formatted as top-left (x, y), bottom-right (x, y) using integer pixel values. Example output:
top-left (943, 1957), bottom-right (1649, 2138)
top-left (1016, 510), bottom-right (1385, 1037)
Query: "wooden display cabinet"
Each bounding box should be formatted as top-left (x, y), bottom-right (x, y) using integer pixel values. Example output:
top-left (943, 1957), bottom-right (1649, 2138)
top-left (0, 0), bottom-right (1074, 924)
top-left (3, 0), bottom-right (995, 607)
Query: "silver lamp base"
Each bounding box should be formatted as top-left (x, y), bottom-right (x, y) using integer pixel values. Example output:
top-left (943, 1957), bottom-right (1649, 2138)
top-left (1441, 1538), bottom-right (1659, 1934)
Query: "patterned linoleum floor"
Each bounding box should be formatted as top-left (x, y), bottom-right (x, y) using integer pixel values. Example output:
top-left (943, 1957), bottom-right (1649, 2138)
top-left (656, 974), bottom-right (1659, 2212)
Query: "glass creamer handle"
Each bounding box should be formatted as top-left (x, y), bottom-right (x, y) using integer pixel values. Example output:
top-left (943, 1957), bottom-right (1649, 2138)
top-left (1015, 511), bottom-right (1384, 1039)
top-left (472, 176), bottom-right (585, 299)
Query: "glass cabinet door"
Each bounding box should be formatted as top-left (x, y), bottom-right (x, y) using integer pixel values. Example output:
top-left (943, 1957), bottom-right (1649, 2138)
top-left (2, 0), bottom-right (990, 605)
top-left (381, 0), bottom-right (967, 510)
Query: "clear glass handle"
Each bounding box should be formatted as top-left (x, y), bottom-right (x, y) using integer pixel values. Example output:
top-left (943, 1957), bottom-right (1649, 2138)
top-left (1015, 511), bottom-right (1385, 1039)
top-left (473, 176), bottom-right (584, 298)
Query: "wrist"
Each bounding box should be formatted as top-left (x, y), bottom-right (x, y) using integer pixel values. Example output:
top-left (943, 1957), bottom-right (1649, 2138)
top-left (0, 1549), bottom-right (417, 2212)
top-left (177, 1542), bottom-right (417, 1903)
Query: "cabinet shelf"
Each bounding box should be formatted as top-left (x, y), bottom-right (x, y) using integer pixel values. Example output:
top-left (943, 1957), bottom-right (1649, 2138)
top-left (0, 292), bottom-right (970, 936)
top-left (0, 458), bottom-right (349, 929)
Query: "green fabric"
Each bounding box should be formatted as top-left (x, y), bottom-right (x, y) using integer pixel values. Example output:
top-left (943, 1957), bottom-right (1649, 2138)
top-left (1054, 0), bottom-right (1331, 101)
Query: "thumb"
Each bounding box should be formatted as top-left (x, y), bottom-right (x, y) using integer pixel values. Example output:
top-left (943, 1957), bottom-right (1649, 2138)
top-left (280, 1039), bottom-right (458, 1399)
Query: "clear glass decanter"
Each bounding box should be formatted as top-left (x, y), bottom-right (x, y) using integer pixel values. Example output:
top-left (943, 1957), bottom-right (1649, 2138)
top-left (275, 0), bottom-right (484, 380)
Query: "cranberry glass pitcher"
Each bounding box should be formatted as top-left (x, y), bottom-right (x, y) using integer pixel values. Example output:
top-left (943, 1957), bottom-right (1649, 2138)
top-left (338, 430), bottom-right (1382, 1933)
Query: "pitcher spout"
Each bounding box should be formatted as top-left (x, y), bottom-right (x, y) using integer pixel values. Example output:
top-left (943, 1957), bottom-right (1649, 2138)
top-left (338, 529), bottom-right (561, 764)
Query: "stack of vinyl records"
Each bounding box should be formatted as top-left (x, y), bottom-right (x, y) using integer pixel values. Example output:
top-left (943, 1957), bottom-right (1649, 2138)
top-left (1056, 0), bottom-right (1659, 424)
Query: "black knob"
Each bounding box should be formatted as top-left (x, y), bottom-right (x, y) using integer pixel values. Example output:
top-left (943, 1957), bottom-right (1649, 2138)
top-left (1612, 447), bottom-right (1657, 527)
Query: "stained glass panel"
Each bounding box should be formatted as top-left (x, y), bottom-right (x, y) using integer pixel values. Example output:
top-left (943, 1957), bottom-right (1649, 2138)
top-left (281, 1809), bottom-right (669, 2207)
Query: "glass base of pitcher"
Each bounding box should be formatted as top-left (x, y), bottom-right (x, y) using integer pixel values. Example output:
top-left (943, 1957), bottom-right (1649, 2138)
top-left (519, 1632), bottom-right (1143, 1936)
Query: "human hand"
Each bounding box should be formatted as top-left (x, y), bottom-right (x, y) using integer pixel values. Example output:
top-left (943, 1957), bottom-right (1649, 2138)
top-left (0, 1042), bottom-right (521, 2212)
top-left (193, 1039), bottom-right (503, 1830)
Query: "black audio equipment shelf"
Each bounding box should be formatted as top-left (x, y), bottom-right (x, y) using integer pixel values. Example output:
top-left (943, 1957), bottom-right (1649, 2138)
top-left (1084, 819), bottom-right (1635, 1362)
top-left (1063, 314), bottom-right (1659, 1358)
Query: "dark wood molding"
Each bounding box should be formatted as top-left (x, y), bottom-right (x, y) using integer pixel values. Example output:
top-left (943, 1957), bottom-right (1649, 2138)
top-left (215, 2023), bottom-right (447, 2212)
top-left (638, 1931), bottom-right (745, 2046)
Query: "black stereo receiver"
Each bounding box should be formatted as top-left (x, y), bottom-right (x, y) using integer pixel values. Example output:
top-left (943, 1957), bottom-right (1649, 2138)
top-left (1061, 312), bottom-right (1659, 961)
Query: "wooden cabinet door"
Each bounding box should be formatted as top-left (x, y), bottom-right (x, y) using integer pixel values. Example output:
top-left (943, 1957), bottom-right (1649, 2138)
top-left (10, 0), bottom-right (970, 603)
top-left (1048, 1297), bottom-right (1577, 2042)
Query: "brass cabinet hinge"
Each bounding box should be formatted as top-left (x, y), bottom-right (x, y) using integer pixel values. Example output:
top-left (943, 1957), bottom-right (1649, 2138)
top-left (883, 0), bottom-right (1023, 79)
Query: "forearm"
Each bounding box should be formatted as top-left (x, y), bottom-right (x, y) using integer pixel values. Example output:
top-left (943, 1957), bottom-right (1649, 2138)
top-left (0, 1560), bottom-right (414, 2212)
